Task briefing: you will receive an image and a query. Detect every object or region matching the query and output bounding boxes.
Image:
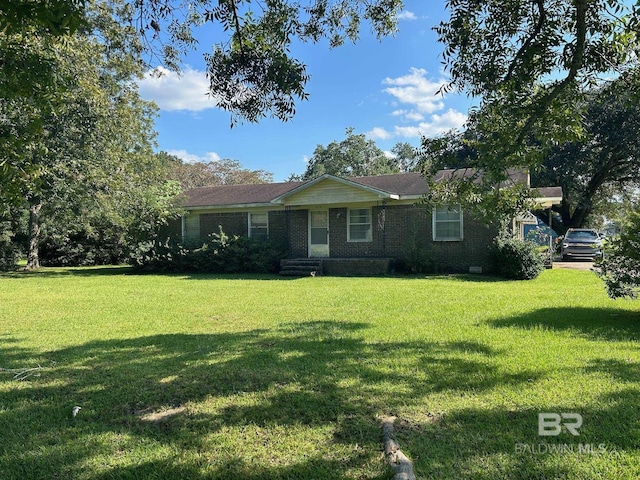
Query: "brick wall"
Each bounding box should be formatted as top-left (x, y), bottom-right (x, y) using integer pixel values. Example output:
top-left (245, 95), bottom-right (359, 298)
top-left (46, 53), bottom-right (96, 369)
top-left (286, 209), bottom-right (308, 258)
top-left (327, 207), bottom-right (386, 257)
top-left (268, 211), bottom-right (286, 245)
top-left (380, 204), bottom-right (497, 272)
top-left (322, 204), bottom-right (497, 273)
top-left (192, 205), bottom-right (498, 272)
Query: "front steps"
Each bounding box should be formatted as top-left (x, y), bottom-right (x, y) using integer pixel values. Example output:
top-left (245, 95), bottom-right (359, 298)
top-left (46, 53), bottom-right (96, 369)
top-left (279, 258), bottom-right (394, 277)
top-left (279, 259), bottom-right (322, 277)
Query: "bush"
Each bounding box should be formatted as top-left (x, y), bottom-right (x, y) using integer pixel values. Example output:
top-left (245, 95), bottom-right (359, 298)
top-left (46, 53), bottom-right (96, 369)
top-left (596, 209), bottom-right (640, 299)
top-left (39, 230), bottom-right (128, 266)
top-left (399, 225), bottom-right (435, 273)
top-left (494, 234), bottom-right (545, 280)
top-left (131, 228), bottom-right (286, 274)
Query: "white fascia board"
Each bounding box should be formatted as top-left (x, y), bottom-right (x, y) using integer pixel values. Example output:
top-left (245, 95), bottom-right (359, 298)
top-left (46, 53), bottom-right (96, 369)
top-left (396, 194), bottom-right (423, 201)
top-left (184, 203), bottom-right (278, 211)
top-left (533, 196), bottom-right (563, 208)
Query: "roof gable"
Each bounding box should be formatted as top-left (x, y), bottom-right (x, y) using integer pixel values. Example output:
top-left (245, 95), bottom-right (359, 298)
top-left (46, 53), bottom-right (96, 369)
top-left (271, 174), bottom-right (399, 205)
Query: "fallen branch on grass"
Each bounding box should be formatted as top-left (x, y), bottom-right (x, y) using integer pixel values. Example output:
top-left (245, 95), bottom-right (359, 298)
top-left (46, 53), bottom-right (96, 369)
top-left (382, 416), bottom-right (417, 480)
top-left (0, 364), bottom-right (45, 381)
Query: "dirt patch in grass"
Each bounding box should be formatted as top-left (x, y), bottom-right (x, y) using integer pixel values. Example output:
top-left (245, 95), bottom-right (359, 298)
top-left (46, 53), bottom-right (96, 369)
top-left (136, 406), bottom-right (186, 422)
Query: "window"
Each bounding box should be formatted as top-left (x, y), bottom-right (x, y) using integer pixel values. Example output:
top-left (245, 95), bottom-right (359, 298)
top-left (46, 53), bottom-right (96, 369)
top-left (433, 205), bottom-right (463, 241)
top-left (348, 208), bottom-right (372, 242)
top-left (249, 213), bottom-right (268, 240)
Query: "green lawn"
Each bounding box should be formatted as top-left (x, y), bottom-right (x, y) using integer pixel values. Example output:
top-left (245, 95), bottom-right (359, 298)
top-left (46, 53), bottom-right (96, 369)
top-left (0, 267), bottom-right (639, 479)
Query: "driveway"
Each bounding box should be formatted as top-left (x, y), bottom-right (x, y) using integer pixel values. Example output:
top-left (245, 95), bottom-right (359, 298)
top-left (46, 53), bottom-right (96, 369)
top-left (552, 260), bottom-right (595, 271)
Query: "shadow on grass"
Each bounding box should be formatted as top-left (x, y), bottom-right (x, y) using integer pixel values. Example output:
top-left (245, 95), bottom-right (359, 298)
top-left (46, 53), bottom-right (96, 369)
top-left (488, 307), bottom-right (640, 342)
top-left (0, 265), bottom-right (134, 279)
top-left (401, 306), bottom-right (640, 479)
top-left (2, 266), bottom-right (508, 283)
top-left (1, 313), bottom-right (638, 479)
top-left (402, 386), bottom-right (640, 480)
top-left (0, 266), bottom-right (295, 281)
top-left (0, 321), bottom-right (526, 480)
top-left (393, 273), bottom-right (505, 283)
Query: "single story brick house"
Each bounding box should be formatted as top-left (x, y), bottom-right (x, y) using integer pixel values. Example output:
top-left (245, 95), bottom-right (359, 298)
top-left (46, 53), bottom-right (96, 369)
top-left (170, 170), bottom-right (561, 275)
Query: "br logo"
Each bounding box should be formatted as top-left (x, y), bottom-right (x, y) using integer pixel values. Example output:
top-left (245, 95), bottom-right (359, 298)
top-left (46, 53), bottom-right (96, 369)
top-left (538, 413), bottom-right (583, 436)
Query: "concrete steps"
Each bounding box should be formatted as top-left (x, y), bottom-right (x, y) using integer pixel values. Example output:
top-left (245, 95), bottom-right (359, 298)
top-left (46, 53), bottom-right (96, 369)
top-left (279, 259), bottom-right (322, 277)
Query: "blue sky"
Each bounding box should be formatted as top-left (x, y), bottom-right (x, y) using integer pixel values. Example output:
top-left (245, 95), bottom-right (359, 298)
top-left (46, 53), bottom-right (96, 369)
top-left (137, 2), bottom-right (476, 181)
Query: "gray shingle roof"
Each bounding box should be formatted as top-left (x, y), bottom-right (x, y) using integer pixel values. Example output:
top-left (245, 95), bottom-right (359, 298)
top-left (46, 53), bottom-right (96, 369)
top-left (180, 170), bottom-right (559, 208)
top-left (181, 181), bottom-right (305, 207)
top-left (349, 172), bottom-right (427, 196)
top-left (180, 173), bottom-right (429, 207)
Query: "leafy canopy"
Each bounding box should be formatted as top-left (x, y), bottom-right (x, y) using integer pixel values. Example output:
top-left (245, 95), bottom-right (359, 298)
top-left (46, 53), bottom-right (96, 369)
top-left (421, 72), bottom-right (640, 231)
top-left (159, 152), bottom-right (273, 190)
top-left (532, 72), bottom-right (640, 231)
top-left (1, 1), bottom-right (178, 268)
top-left (291, 127), bottom-right (400, 180)
top-left (2, 0), bottom-right (401, 125)
top-left (130, 0), bottom-right (402, 124)
top-left (428, 0), bottom-right (640, 218)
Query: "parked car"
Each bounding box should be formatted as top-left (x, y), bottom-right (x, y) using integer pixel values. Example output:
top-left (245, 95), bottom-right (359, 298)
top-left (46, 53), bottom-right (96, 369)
top-left (561, 228), bottom-right (604, 261)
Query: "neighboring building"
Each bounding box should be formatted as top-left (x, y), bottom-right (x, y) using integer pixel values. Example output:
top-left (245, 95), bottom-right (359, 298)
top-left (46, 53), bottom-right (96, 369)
top-left (170, 170), bottom-right (562, 275)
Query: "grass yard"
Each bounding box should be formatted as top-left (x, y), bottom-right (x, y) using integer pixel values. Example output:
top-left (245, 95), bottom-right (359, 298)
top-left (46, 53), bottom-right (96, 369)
top-left (0, 267), bottom-right (639, 479)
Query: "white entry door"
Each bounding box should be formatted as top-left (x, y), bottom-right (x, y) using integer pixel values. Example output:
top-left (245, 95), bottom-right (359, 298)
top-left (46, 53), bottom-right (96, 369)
top-left (309, 210), bottom-right (329, 257)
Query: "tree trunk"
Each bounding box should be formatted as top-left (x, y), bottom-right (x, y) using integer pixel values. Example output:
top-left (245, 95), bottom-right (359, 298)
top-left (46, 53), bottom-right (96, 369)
top-left (26, 201), bottom-right (42, 270)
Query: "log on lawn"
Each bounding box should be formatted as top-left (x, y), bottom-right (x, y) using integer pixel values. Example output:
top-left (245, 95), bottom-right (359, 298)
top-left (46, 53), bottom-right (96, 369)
top-left (382, 416), bottom-right (417, 480)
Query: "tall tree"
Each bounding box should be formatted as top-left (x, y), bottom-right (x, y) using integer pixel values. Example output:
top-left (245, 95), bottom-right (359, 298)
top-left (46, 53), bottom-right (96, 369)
top-left (1, 3), bottom-right (175, 269)
top-left (390, 142), bottom-right (419, 173)
top-left (532, 73), bottom-right (640, 231)
top-left (160, 153), bottom-right (274, 190)
top-left (292, 128), bottom-right (399, 180)
top-left (426, 0), bottom-right (640, 221)
top-left (422, 74), bottom-right (640, 231)
top-left (437, 1), bottom-right (639, 149)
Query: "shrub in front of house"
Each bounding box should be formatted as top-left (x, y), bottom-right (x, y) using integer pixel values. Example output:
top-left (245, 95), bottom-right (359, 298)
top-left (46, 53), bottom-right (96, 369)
top-left (131, 230), bottom-right (286, 274)
top-left (493, 234), bottom-right (545, 280)
top-left (398, 225), bottom-right (435, 274)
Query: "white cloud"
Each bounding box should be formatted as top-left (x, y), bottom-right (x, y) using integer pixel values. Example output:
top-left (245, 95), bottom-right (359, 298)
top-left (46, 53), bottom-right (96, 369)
top-left (392, 109), bottom-right (468, 138)
top-left (168, 149), bottom-right (221, 164)
top-left (391, 109), bottom-right (425, 122)
top-left (366, 127), bottom-right (393, 140)
top-left (369, 68), bottom-right (467, 141)
top-left (405, 111), bottom-right (426, 122)
top-left (138, 67), bottom-right (216, 112)
top-left (397, 10), bottom-right (418, 21)
top-left (382, 68), bottom-right (448, 114)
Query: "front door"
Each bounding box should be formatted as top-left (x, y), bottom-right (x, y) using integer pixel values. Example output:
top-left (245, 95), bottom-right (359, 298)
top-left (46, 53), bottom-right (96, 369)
top-left (309, 210), bottom-right (329, 257)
